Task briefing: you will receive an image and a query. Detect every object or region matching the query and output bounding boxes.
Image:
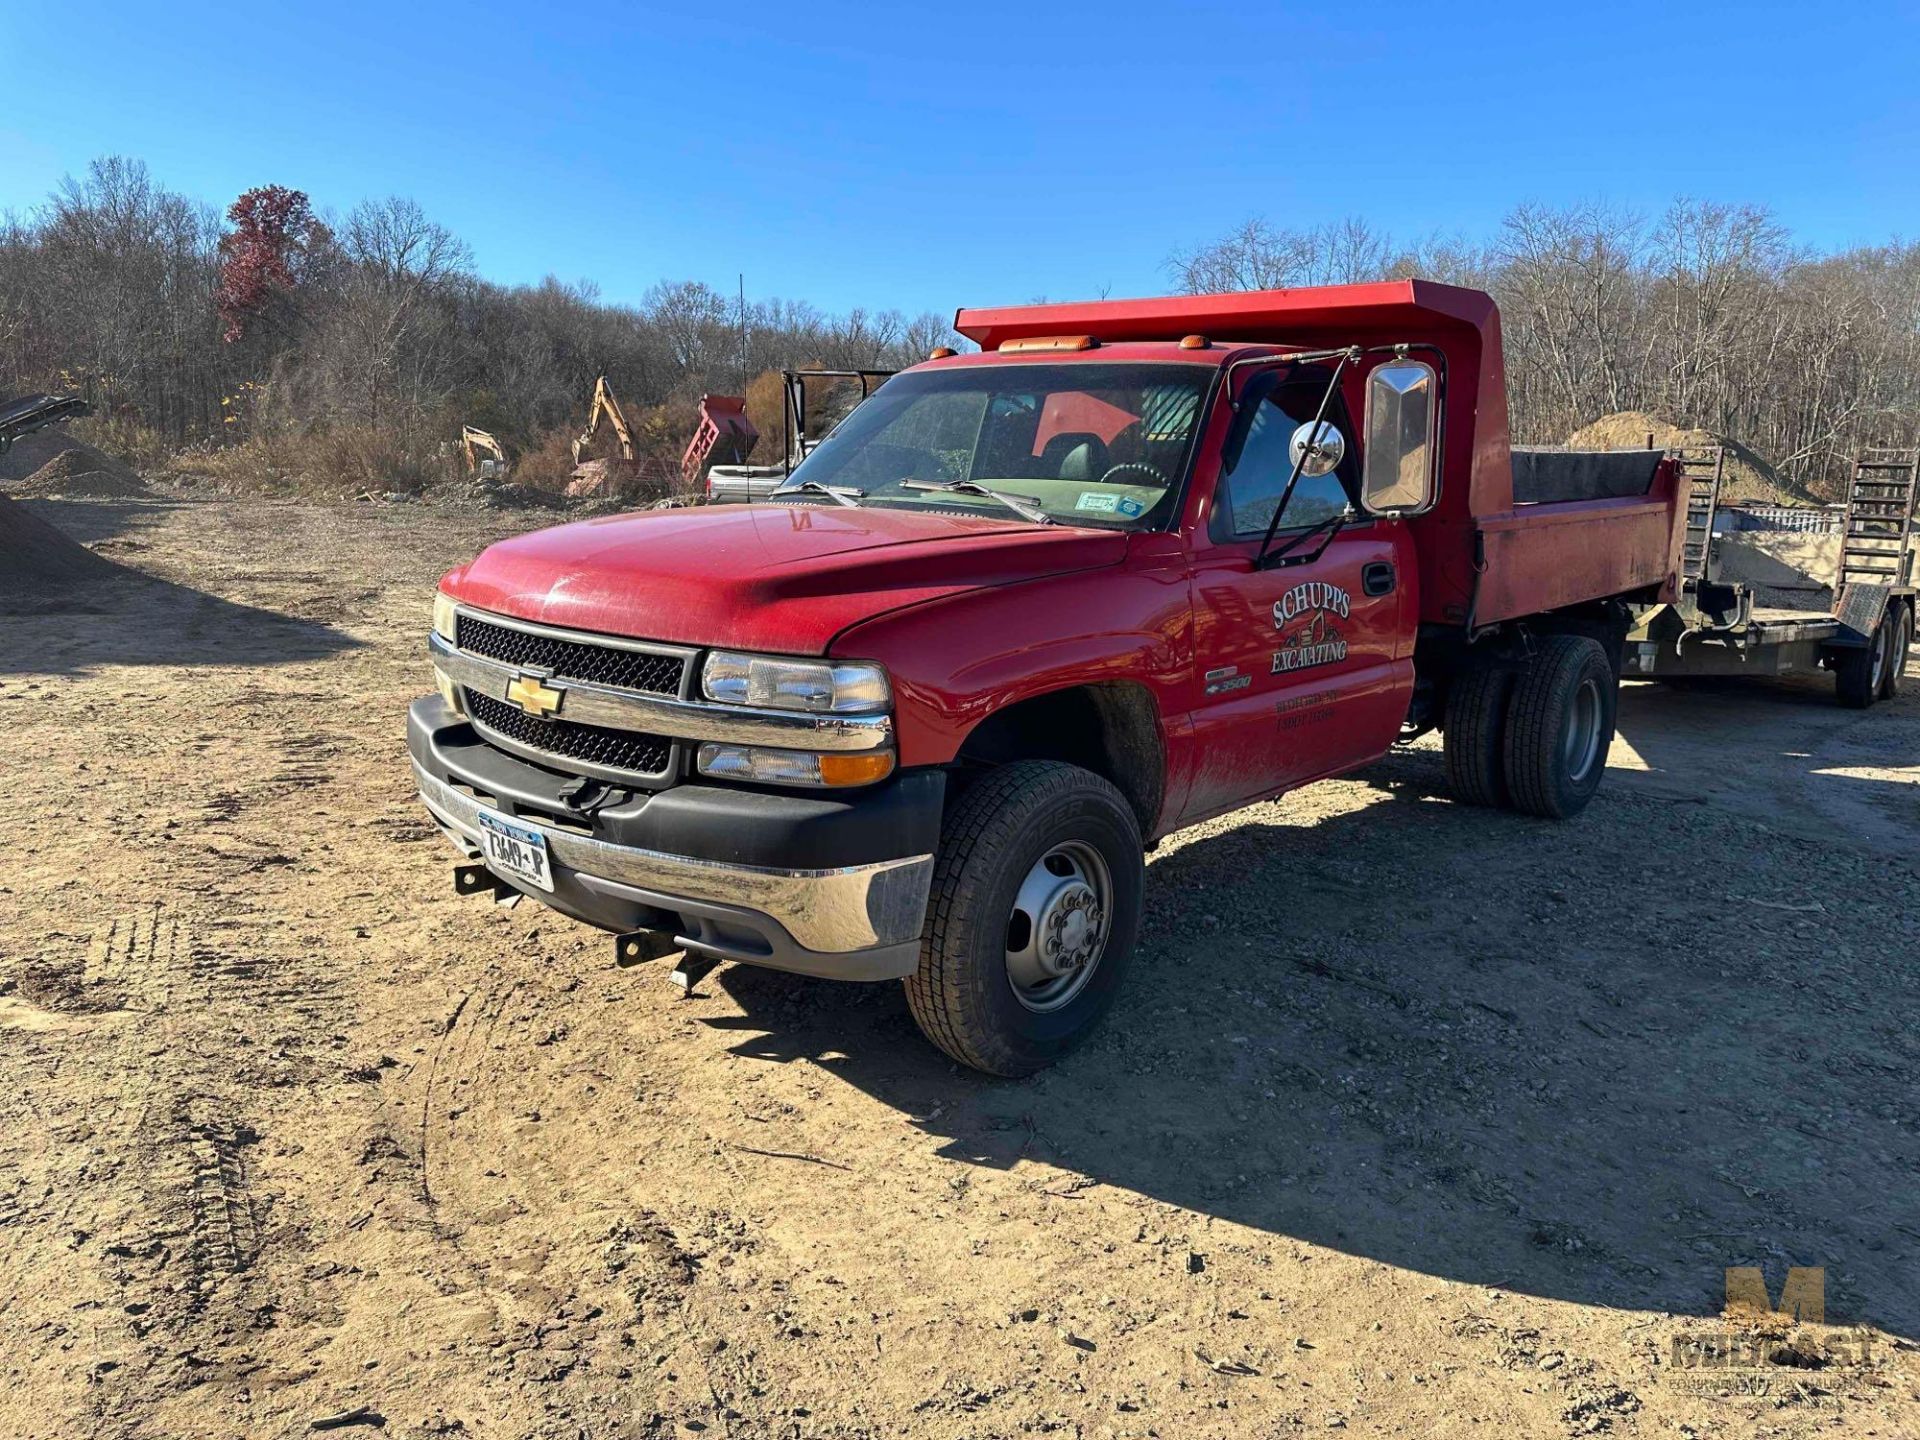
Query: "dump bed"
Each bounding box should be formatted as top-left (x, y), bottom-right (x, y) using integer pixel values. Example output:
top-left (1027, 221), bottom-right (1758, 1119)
top-left (953, 280), bottom-right (1688, 628)
top-left (1471, 449), bottom-right (1682, 626)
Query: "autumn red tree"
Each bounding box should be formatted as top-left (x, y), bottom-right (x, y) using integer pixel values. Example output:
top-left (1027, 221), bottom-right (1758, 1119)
top-left (215, 185), bottom-right (330, 342)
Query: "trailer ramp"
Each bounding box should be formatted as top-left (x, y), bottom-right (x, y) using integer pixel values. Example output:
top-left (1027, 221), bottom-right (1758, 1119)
top-left (1675, 446), bottom-right (1726, 584)
top-left (1839, 450), bottom-right (1917, 589)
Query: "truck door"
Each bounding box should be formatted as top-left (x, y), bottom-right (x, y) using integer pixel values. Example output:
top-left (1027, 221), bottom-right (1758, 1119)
top-left (1177, 374), bottom-right (1416, 823)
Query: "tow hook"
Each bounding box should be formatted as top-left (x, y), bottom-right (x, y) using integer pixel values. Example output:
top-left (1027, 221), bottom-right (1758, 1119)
top-left (668, 954), bottom-right (719, 995)
top-left (614, 929), bottom-right (714, 997)
top-left (614, 929), bottom-right (678, 967)
top-left (452, 862), bottom-right (520, 907)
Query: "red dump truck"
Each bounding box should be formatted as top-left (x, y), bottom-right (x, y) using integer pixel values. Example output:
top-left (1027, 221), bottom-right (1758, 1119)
top-left (413, 280), bottom-right (1698, 1074)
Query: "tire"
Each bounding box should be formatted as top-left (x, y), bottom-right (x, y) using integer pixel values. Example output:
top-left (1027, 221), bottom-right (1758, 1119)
top-left (1834, 622), bottom-right (1887, 709)
top-left (1443, 662), bottom-right (1513, 808)
top-left (1501, 635), bottom-right (1617, 819)
top-left (1880, 604), bottom-right (1911, 701)
top-left (905, 761), bottom-right (1143, 1077)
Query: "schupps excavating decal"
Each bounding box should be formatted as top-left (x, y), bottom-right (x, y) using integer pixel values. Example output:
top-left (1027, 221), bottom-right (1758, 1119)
top-left (1271, 581), bottom-right (1352, 673)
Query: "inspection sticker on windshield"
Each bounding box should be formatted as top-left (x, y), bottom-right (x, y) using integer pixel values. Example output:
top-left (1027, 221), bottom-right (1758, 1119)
top-left (1075, 492), bottom-right (1121, 513)
top-left (477, 809), bottom-right (553, 892)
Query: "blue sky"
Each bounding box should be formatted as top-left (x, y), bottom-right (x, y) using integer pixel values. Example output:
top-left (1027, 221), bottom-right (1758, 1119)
top-left (3, 1), bottom-right (1916, 317)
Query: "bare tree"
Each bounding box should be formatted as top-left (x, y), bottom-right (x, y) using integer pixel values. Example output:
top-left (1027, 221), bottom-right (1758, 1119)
top-left (1167, 202), bottom-right (1920, 496)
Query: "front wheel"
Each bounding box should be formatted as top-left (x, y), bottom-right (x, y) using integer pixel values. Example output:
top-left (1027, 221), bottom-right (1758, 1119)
top-left (905, 761), bottom-right (1143, 1076)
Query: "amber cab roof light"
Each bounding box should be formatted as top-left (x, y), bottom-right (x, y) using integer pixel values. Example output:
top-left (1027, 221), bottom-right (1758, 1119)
top-left (1180, 334), bottom-right (1210, 349)
top-left (926, 345), bottom-right (957, 360)
top-left (996, 334), bottom-right (1098, 353)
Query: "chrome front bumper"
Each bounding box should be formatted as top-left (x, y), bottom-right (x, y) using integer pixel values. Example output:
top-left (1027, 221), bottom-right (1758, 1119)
top-left (413, 761), bottom-right (934, 958)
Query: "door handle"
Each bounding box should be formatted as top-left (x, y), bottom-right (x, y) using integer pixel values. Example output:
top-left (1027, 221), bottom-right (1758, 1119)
top-left (1362, 561), bottom-right (1396, 597)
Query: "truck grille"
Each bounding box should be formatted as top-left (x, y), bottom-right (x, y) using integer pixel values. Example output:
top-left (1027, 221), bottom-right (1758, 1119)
top-left (464, 689), bottom-right (674, 780)
top-left (455, 614), bottom-right (686, 696)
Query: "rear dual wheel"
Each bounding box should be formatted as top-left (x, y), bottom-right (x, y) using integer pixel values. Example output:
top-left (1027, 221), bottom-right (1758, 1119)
top-left (1442, 663), bottom-right (1513, 808)
top-left (1443, 635), bottom-right (1618, 819)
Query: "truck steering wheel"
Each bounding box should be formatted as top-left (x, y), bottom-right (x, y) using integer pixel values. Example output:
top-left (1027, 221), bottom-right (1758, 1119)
top-left (1096, 462), bottom-right (1165, 489)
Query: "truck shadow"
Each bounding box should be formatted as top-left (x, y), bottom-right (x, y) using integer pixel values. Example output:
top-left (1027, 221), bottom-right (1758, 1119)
top-left (1, 507), bottom-right (361, 675)
top-left (705, 735), bottom-right (1920, 1340)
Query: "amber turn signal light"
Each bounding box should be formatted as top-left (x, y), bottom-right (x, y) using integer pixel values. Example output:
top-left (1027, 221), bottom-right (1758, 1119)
top-left (816, 752), bottom-right (897, 787)
top-left (997, 335), bottom-right (1097, 353)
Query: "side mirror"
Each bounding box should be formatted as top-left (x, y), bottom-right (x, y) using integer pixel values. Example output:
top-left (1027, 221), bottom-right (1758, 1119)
top-left (1288, 420), bottom-right (1345, 477)
top-left (1361, 360), bottom-right (1438, 514)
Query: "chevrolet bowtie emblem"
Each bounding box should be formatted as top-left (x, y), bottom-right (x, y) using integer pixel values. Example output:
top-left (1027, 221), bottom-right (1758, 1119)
top-left (505, 672), bottom-right (564, 719)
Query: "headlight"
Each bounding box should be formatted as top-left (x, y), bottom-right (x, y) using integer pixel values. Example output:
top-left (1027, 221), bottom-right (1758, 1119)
top-left (697, 743), bottom-right (895, 788)
top-left (702, 652), bottom-right (890, 713)
top-left (430, 592), bottom-right (463, 713)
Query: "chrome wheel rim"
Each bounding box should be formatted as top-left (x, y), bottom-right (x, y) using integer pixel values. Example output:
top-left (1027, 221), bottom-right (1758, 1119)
top-left (1871, 624), bottom-right (1890, 692)
top-left (1564, 678), bottom-right (1604, 784)
top-left (1005, 840), bottom-right (1111, 1013)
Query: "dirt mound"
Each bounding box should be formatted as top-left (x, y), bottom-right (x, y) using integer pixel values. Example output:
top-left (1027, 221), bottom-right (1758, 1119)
top-left (565, 457), bottom-right (678, 502)
top-left (431, 478), bottom-right (568, 511)
top-left (1564, 411), bottom-right (1820, 506)
top-left (1, 430), bottom-right (149, 497)
top-left (8, 445), bottom-right (154, 499)
top-left (0, 428), bottom-right (77, 483)
top-left (0, 493), bottom-right (118, 601)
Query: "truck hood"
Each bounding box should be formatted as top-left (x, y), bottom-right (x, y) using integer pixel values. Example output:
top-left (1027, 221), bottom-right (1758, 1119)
top-left (445, 503), bottom-right (1129, 654)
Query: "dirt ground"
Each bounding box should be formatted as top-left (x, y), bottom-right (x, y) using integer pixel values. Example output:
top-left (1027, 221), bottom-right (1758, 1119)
top-left (3, 497), bottom-right (1918, 1440)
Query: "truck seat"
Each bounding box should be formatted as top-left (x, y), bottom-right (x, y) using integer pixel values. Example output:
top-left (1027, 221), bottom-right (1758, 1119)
top-left (1039, 433), bottom-right (1109, 481)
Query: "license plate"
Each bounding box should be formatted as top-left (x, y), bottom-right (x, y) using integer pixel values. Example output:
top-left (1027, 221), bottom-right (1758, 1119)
top-left (477, 810), bottom-right (553, 893)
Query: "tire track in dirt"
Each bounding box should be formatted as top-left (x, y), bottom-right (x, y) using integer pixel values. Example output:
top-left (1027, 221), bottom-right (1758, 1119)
top-left (0, 904), bottom-right (177, 1300)
top-left (62, 889), bottom-right (348, 1429)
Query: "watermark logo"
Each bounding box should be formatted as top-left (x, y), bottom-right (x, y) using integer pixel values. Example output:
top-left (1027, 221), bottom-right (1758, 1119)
top-left (1724, 1266), bottom-right (1823, 1325)
top-left (1666, 1266), bottom-right (1872, 1400)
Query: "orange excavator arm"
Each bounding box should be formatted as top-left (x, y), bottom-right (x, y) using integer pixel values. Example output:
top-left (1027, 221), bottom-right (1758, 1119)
top-left (461, 425), bottom-right (507, 473)
top-left (572, 375), bottom-right (636, 464)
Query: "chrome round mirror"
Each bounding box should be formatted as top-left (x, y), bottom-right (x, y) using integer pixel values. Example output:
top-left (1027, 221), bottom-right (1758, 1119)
top-left (1289, 420), bottom-right (1345, 477)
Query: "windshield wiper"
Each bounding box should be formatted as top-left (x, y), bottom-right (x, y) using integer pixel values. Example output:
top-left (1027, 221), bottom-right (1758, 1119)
top-left (769, 479), bottom-right (864, 508)
top-left (900, 478), bottom-right (1054, 525)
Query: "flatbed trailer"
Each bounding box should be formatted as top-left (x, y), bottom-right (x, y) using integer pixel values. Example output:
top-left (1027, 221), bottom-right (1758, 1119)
top-left (1624, 449), bottom-right (1917, 706)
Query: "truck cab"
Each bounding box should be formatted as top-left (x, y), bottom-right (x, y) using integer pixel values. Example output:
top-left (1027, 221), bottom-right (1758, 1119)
top-left (412, 281), bottom-right (1684, 1074)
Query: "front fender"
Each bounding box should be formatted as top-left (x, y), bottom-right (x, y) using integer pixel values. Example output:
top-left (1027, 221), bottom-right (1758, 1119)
top-left (832, 562), bottom-right (1192, 769)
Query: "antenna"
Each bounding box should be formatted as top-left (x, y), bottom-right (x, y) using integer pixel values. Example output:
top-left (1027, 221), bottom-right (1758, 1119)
top-left (738, 273), bottom-right (749, 394)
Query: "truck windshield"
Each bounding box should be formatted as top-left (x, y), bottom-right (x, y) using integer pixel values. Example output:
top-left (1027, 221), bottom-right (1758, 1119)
top-left (776, 362), bottom-right (1211, 528)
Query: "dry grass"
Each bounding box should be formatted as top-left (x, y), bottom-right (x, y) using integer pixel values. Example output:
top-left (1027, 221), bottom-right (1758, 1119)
top-left (506, 427), bottom-right (578, 492)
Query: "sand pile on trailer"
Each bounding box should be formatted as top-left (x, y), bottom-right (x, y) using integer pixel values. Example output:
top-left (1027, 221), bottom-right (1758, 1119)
top-left (0, 493), bottom-right (118, 601)
top-left (1564, 411), bottom-right (1818, 506)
